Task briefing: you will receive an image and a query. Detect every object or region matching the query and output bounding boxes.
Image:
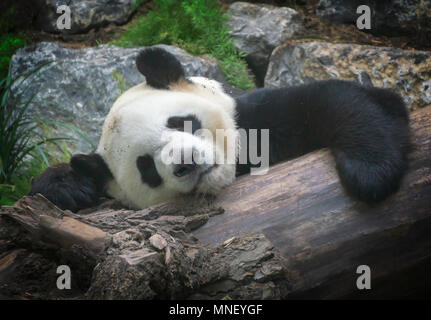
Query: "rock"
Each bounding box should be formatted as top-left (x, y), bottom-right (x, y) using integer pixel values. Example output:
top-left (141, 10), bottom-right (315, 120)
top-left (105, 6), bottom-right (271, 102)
top-left (265, 41), bottom-right (431, 111)
top-left (149, 234), bottom-right (168, 251)
top-left (227, 2), bottom-right (303, 85)
top-left (10, 42), bottom-right (225, 152)
top-left (34, 0), bottom-right (142, 34)
top-left (316, 0), bottom-right (431, 37)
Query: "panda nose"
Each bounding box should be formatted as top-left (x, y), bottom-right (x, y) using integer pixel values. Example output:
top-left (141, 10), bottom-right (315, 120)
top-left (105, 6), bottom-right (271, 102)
top-left (174, 162), bottom-right (197, 177)
top-left (173, 148), bottom-right (198, 177)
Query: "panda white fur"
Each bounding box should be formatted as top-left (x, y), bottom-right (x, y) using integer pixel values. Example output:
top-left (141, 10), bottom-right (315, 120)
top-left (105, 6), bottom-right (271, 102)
top-left (30, 47), bottom-right (411, 212)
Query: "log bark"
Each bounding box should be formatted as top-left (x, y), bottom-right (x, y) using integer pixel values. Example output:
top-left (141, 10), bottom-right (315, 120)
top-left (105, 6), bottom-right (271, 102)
top-left (1, 106), bottom-right (430, 299)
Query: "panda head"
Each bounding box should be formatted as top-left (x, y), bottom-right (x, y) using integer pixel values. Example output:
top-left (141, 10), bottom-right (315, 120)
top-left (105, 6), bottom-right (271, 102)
top-left (93, 47), bottom-right (239, 209)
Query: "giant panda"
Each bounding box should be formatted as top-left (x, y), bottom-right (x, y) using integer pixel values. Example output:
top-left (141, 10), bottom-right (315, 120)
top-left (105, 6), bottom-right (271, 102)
top-left (29, 47), bottom-right (411, 212)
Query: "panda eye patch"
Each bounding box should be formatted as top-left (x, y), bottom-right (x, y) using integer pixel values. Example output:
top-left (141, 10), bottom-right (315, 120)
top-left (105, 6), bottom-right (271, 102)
top-left (136, 155), bottom-right (163, 188)
top-left (167, 115), bottom-right (202, 134)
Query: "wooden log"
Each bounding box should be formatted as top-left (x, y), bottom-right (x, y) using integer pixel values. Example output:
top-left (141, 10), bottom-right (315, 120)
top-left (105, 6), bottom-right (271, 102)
top-left (1, 106), bottom-right (430, 299)
top-left (192, 105), bottom-right (431, 298)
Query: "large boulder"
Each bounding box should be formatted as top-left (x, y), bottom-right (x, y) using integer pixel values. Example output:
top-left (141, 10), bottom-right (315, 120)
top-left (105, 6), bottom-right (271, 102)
top-left (34, 0), bottom-right (142, 34)
top-left (227, 2), bottom-right (303, 86)
top-left (316, 0), bottom-right (431, 37)
top-left (264, 41), bottom-right (431, 111)
top-left (10, 42), bottom-right (225, 153)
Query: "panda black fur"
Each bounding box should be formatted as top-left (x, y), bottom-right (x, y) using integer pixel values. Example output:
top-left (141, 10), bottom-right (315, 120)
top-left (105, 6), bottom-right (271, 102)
top-left (29, 47), bottom-right (411, 211)
top-left (235, 81), bottom-right (410, 202)
top-left (29, 154), bottom-right (112, 212)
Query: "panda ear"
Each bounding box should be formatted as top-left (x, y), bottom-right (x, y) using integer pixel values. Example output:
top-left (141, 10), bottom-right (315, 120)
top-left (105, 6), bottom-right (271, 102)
top-left (136, 47), bottom-right (186, 89)
top-left (70, 153), bottom-right (113, 187)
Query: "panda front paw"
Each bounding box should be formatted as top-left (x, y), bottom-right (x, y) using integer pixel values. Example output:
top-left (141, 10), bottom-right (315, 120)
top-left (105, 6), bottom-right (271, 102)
top-left (28, 163), bottom-right (100, 212)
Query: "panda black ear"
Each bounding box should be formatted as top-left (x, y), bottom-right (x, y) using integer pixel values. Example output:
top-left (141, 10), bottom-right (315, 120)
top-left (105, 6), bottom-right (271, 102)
top-left (136, 47), bottom-right (186, 89)
top-left (70, 153), bottom-right (113, 188)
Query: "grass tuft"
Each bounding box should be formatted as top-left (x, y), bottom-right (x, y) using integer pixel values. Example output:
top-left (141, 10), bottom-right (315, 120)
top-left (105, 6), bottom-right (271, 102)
top-left (0, 70), bottom-right (72, 206)
top-left (112, 0), bottom-right (255, 90)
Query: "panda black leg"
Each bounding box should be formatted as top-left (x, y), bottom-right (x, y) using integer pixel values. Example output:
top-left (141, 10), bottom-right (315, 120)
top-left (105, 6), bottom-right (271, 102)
top-left (328, 87), bottom-right (411, 203)
top-left (29, 153), bottom-right (113, 212)
top-left (332, 148), bottom-right (407, 203)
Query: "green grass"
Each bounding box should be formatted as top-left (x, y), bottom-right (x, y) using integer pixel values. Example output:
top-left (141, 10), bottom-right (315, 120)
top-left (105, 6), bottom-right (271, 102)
top-left (112, 0), bottom-right (255, 90)
top-left (0, 139), bottom-right (72, 206)
top-left (0, 71), bottom-right (73, 206)
top-left (0, 33), bottom-right (26, 79)
top-left (0, 157), bottom-right (48, 206)
top-left (0, 6), bottom-right (77, 206)
top-left (112, 70), bottom-right (130, 98)
top-left (0, 7), bottom-right (41, 205)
